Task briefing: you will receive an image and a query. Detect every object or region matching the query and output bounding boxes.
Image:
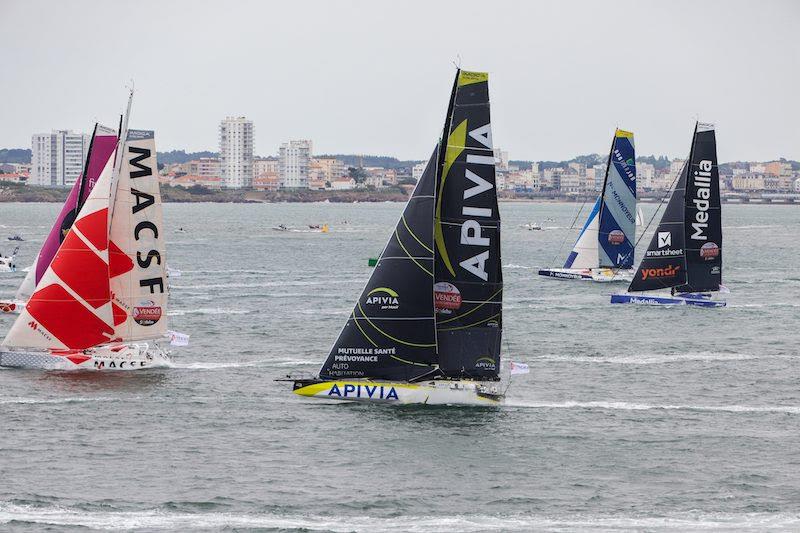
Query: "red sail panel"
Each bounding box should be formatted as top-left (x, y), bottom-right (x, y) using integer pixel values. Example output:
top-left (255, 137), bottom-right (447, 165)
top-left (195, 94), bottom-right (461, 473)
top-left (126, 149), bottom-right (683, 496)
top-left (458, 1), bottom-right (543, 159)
top-left (26, 285), bottom-right (114, 349)
top-left (74, 207), bottom-right (109, 251)
top-left (50, 233), bottom-right (110, 309)
top-left (109, 240), bottom-right (133, 278)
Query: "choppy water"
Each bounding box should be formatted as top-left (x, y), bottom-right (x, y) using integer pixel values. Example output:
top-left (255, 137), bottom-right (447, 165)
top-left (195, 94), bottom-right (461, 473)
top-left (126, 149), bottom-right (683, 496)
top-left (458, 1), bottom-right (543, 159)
top-left (0, 201), bottom-right (799, 532)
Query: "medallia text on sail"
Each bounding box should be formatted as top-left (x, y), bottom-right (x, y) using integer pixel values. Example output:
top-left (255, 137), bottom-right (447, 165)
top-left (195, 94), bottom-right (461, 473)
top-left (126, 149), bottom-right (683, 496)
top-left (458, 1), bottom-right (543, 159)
top-left (434, 70), bottom-right (503, 379)
top-left (318, 148), bottom-right (438, 382)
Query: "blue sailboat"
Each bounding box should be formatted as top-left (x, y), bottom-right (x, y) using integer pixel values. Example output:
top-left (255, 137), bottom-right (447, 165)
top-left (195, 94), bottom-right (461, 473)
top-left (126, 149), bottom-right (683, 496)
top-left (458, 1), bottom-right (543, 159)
top-left (611, 122), bottom-right (725, 307)
top-left (539, 129), bottom-right (637, 282)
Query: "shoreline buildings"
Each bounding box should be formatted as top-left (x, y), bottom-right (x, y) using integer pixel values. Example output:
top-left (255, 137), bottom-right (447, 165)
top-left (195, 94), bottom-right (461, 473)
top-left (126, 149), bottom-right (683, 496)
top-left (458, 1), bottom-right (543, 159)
top-left (219, 117), bottom-right (254, 189)
top-left (30, 130), bottom-right (91, 187)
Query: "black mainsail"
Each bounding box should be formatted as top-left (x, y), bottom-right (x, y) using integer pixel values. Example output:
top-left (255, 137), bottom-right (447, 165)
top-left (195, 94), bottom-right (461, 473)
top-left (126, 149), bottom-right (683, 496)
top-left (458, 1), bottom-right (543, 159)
top-left (319, 149), bottom-right (438, 381)
top-left (627, 122), bottom-right (722, 294)
top-left (319, 69), bottom-right (502, 383)
top-left (433, 71), bottom-right (502, 379)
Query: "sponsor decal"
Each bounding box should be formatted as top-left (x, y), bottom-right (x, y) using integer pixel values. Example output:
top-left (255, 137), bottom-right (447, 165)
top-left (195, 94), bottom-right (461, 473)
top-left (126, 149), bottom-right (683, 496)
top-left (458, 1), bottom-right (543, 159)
top-left (475, 356), bottom-right (497, 372)
top-left (0, 302), bottom-right (16, 313)
top-left (434, 282), bottom-right (462, 312)
top-left (328, 383), bottom-right (399, 400)
top-left (365, 287), bottom-right (399, 310)
top-left (710, 265), bottom-right (721, 275)
top-left (689, 159), bottom-right (714, 241)
top-left (640, 264), bottom-right (681, 281)
top-left (658, 231), bottom-right (672, 248)
top-left (128, 141), bottom-right (165, 297)
top-left (133, 299), bottom-right (162, 326)
top-left (700, 242), bottom-right (719, 260)
top-left (608, 229), bottom-right (625, 245)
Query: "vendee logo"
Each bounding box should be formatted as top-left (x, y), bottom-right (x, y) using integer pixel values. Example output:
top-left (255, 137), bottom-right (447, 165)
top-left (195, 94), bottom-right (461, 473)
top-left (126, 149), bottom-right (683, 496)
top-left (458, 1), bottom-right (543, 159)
top-left (133, 299), bottom-right (162, 326)
top-left (700, 242), bottom-right (719, 260)
top-left (434, 281), bottom-right (462, 312)
top-left (365, 287), bottom-right (399, 310)
top-left (608, 229), bottom-right (624, 245)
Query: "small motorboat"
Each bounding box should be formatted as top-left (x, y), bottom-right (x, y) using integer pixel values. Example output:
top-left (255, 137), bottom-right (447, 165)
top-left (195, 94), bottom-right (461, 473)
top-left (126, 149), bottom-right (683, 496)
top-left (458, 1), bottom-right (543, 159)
top-left (523, 222), bottom-right (543, 231)
top-left (7, 235), bottom-right (23, 241)
top-left (273, 224), bottom-right (289, 232)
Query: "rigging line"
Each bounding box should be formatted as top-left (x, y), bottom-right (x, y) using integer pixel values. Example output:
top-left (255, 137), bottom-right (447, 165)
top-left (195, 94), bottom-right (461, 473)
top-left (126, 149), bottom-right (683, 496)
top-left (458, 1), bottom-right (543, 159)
top-left (436, 286), bottom-right (503, 324)
top-left (401, 215), bottom-right (433, 254)
top-left (357, 302), bottom-right (436, 348)
top-left (395, 228), bottom-right (433, 277)
top-left (609, 165), bottom-right (683, 281)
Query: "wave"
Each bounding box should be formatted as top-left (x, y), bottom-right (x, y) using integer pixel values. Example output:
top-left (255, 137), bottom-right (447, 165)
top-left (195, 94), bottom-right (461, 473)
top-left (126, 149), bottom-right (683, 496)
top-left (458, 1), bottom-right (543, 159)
top-left (503, 264), bottom-right (532, 269)
top-left (0, 504), bottom-right (797, 532)
top-left (172, 279), bottom-right (362, 290)
top-left (0, 397), bottom-right (111, 405)
top-left (535, 351), bottom-right (790, 365)
top-left (504, 400), bottom-right (800, 414)
top-left (167, 360), bottom-right (271, 370)
top-left (168, 308), bottom-right (250, 316)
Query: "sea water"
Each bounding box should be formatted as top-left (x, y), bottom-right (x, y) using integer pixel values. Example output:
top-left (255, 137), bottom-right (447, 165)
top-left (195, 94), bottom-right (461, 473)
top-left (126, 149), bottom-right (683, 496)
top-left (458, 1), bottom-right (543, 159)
top-left (0, 201), bottom-right (798, 532)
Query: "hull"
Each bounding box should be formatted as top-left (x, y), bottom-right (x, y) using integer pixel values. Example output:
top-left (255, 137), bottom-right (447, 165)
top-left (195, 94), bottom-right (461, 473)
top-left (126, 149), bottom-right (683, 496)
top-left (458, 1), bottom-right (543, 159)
top-left (538, 267), bottom-right (633, 283)
top-left (293, 379), bottom-right (503, 406)
top-left (0, 343), bottom-right (171, 370)
top-left (0, 299), bottom-right (24, 314)
top-left (610, 292), bottom-right (726, 308)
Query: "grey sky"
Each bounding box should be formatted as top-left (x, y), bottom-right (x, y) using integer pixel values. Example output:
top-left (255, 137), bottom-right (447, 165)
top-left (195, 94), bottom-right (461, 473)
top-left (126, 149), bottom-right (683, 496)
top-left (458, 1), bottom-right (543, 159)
top-left (2, 0), bottom-right (798, 162)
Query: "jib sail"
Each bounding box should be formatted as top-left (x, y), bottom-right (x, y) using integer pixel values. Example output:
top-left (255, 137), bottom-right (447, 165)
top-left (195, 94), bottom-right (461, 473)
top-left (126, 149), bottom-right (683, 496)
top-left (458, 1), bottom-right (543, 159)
top-left (598, 129), bottom-right (636, 268)
top-left (319, 149), bottom-right (438, 381)
top-left (434, 70), bottom-right (502, 380)
top-left (628, 159), bottom-right (688, 292)
top-left (675, 123), bottom-right (722, 293)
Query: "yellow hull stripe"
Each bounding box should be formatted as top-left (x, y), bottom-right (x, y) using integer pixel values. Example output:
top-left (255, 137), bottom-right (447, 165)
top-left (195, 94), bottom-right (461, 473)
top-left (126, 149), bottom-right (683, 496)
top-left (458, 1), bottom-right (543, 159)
top-left (294, 381), bottom-right (420, 397)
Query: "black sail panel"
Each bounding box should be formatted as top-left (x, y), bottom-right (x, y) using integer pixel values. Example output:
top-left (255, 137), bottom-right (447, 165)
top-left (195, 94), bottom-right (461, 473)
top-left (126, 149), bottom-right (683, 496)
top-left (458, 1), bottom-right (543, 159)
top-left (319, 149), bottom-right (438, 381)
top-left (675, 123), bottom-right (722, 293)
top-left (628, 162), bottom-right (688, 292)
top-left (434, 71), bottom-right (503, 380)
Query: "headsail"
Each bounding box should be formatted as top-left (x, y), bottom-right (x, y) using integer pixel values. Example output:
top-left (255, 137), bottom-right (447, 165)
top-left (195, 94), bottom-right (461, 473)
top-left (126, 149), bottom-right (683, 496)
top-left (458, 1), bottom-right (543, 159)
top-left (108, 130), bottom-right (168, 342)
top-left (675, 123), bottom-right (722, 293)
top-left (628, 161), bottom-right (688, 292)
top-left (598, 129), bottom-right (636, 268)
top-left (35, 124), bottom-right (117, 285)
top-left (434, 70), bottom-right (502, 380)
top-left (2, 155), bottom-right (117, 350)
top-left (319, 149), bottom-right (438, 381)
top-left (563, 197), bottom-right (601, 269)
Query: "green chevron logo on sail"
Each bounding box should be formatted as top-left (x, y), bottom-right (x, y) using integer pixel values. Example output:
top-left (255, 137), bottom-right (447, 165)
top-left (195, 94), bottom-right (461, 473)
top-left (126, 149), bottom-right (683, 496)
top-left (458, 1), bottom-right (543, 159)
top-left (365, 287), bottom-right (399, 309)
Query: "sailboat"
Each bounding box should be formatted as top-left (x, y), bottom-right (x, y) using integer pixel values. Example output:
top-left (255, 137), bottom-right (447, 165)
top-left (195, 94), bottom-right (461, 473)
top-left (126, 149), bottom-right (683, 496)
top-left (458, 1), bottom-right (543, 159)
top-left (0, 247), bottom-right (19, 273)
top-left (611, 122), bottom-right (725, 307)
top-left (0, 93), bottom-right (173, 369)
top-left (0, 124), bottom-right (117, 315)
top-left (538, 129), bottom-right (637, 282)
top-left (290, 69), bottom-right (505, 405)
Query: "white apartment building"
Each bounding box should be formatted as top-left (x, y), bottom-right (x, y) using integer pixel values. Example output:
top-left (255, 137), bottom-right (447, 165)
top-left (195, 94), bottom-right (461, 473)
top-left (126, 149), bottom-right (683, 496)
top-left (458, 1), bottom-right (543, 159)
top-left (30, 130), bottom-right (91, 186)
top-left (412, 161), bottom-right (427, 181)
top-left (279, 140), bottom-right (312, 188)
top-left (219, 117), bottom-right (254, 189)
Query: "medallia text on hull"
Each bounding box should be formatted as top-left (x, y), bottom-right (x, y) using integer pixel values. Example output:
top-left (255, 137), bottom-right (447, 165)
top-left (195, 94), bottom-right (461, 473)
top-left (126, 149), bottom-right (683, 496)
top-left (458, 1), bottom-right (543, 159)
top-left (611, 122), bottom-right (726, 308)
top-left (287, 68), bottom-right (519, 405)
top-left (539, 129), bottom-right (638, 283)
top-left (0, 91), bottom-right (178, 370)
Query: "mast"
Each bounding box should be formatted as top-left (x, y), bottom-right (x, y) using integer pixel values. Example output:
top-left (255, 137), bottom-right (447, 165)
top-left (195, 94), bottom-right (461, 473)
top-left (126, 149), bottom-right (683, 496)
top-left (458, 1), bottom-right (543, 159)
top-left (109, 88), bottom-right (134, 234)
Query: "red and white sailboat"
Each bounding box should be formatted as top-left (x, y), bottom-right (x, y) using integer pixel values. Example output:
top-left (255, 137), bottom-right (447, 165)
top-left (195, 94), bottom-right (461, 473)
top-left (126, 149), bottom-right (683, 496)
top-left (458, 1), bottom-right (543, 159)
top-left (0, 94), bottom-right (171, 370)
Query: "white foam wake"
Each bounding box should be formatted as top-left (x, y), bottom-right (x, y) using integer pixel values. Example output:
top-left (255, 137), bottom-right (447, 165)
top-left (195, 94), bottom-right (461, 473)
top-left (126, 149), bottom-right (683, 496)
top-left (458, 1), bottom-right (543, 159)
top-left (168, 308), bottom-right (250, 316)
top-left (0, 397), bottom-right (112, 405)
top-left (536, 351), bottom-right (788, 365)
top-left (505, 400), bottom-right (800, 414)
top-left (0, 504), bottom-right (798, 532)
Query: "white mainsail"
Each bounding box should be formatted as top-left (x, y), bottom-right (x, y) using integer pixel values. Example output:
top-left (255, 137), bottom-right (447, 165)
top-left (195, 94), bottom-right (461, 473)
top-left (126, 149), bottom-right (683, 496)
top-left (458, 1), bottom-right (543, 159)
top-left (108, 130), bottom-right (168, 342)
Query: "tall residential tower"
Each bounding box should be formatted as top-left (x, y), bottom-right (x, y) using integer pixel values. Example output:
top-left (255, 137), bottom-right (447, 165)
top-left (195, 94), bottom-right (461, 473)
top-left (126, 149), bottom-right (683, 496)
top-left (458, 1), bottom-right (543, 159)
top-left (219, 117), bottom-right (254, 189)
top-left (30, 130), bottom-right (91, 186)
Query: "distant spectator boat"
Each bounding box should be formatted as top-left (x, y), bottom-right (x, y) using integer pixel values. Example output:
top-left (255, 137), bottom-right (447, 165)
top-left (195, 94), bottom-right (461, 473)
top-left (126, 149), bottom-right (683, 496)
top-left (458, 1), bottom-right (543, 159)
top-left (611, 122), bottom-right (726, 307)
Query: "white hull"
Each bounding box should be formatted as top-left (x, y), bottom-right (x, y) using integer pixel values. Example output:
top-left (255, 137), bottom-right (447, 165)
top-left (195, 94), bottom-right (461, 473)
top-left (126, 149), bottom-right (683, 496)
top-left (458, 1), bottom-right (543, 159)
top-left (294, 379), bottom-right (503, 406)
top-left (0, 299), bottom-right (24, 314)
top-left (0, 343), bottom-right (171, 370)
top-left (538, 267), bottom-right (633, 283)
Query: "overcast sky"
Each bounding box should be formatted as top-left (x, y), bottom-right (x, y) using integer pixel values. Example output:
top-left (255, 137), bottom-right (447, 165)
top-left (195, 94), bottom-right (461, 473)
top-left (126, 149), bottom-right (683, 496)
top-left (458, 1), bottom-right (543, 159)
top-left (2, 0), bottom-right (798, 162)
